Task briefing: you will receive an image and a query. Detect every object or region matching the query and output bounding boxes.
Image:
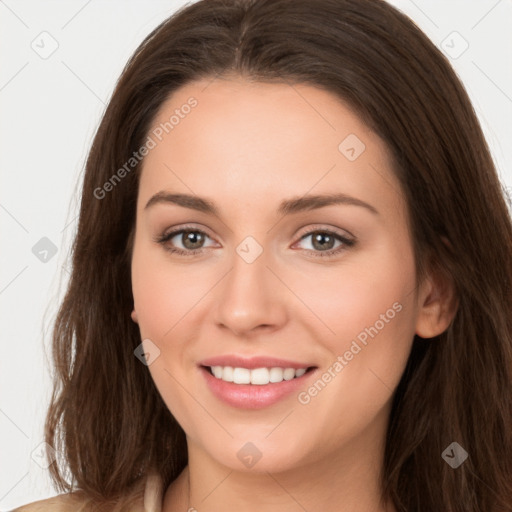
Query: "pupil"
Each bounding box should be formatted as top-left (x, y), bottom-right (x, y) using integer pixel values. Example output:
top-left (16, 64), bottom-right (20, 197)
top-left (184, 230), bottom-right (204, 249)
top-left (313, 233), bottom-right (334, 251)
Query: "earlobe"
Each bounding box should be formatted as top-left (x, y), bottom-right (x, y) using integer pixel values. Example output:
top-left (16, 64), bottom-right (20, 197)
top-left (415, 267), bottom-right (459, 339)
top-left (131, 309), bottom-right (139, 324)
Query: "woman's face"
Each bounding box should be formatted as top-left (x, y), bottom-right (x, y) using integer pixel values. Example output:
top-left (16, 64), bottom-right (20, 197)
top-left (131, 77), bottom-right (424, 473)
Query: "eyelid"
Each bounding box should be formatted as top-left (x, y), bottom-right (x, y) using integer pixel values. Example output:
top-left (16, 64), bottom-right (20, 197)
top-left (158, 223), bottom-right (216, 239)
top-left (295, 224), bottom-right (355, 241)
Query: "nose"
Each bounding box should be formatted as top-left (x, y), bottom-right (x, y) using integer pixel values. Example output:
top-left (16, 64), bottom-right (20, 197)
top-left (213, 247), bottom-right (288, 337)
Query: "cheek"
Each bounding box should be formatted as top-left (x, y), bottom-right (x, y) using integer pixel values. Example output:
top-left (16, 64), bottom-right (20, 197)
top-left (290, 244), bottom-right (417, 409)
top-left (131, 241), bottom-right (205, 433)
top-left (131, 240), bottom-right (207, 338)
top-left (290, 246), bottom-right (416, 353)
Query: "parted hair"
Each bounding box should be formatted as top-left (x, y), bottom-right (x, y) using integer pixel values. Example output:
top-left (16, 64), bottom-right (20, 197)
top-left (43, 0), bottom-right (512, 510)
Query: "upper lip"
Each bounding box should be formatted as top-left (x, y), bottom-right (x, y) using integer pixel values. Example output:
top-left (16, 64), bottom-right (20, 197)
top-left (199, 355), bottom-right (316, 370)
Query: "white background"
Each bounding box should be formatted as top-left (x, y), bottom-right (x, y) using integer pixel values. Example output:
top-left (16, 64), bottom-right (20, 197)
top-left (1, 0), bottom-right (511, 507)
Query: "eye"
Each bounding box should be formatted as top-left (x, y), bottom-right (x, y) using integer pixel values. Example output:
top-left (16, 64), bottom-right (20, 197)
top-left (292, 228), bottom-right (355, 258)
top-left (155, 225), bottom-right (356, 259)
top-left (155, 226), bottom-right (216, 256)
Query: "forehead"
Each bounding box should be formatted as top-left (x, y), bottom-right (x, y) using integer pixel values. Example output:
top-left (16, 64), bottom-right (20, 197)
top-left (147, 76), bottom-right (375, 157)
top-left (138, 77), bottom-right (402, 219)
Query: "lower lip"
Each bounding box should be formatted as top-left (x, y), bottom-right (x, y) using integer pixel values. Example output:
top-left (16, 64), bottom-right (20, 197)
top-left (200, 366), bottom-right (317, 409)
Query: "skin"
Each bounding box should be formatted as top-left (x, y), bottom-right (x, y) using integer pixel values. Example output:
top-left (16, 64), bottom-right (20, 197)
top-left (130, 76), bottom-right (457, 512)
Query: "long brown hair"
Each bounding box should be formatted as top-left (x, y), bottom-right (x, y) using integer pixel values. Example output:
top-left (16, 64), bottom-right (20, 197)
top-left (43, 0), bottom-right (512, 510)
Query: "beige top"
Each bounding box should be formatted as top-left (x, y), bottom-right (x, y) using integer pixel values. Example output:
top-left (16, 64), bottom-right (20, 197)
top-left (144, 472), bottom-right (165, 512)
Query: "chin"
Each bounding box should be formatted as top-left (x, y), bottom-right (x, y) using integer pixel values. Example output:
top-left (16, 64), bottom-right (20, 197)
top-left (203, 436), bottom-right (313, 474)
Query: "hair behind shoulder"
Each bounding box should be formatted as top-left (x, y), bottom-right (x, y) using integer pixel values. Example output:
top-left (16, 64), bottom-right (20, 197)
top-left (43, 0), bottom-right (512, 510)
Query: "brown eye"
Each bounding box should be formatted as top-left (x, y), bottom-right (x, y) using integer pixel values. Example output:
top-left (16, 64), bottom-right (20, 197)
top-left (179, 230), bottom-right (206, 250)
top-left (155, 227), bottom-right (215, 256)
top-left (309, 232), bottom-right (337, 251)
top-left (294, 229), bottom-right (356, 259)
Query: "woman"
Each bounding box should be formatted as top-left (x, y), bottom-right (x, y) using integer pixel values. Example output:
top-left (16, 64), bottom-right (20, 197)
top-left (14, 0), bottom-right (512, 510)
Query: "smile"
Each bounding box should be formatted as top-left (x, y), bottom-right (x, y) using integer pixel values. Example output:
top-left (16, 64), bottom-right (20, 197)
top-left (199, 364), bottom-right (317, 409)
top-left (208, 365), bottom-right (308, 385)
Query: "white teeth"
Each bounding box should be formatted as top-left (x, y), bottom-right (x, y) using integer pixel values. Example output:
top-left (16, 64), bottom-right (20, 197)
top-left (283, 368), bottom-right (295, 380)
top-left (233, 367), bottom-right (251, 384)
top-left (269, 367), bottom-right (284, 383)
top-left (209, 366), bottom-right (309, 385)
top-left (222, 366), bottom-right (234, 382)
top-left (250, 367), bottom-right (270, 385)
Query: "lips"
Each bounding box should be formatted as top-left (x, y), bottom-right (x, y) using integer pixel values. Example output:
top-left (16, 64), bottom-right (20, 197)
top-left (199, 355), bottom-right (315, 370)
top-left (198, 355), bottom-right (318, 409)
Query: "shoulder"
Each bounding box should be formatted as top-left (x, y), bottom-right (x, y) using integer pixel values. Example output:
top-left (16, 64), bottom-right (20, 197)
top-left (11, 492), bottom-right (90, 512)
top-left (11, 490), bottom-right (147, 512)
top-left (10, 473), bottom-right (155, 512)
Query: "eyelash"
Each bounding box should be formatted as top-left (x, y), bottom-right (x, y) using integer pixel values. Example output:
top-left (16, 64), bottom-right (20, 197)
top-left (154, 224), bottom-right (356, 259)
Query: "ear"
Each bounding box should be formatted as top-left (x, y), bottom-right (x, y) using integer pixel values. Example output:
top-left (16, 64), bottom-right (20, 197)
top-left (415, 262), bottom-right (458, 339)
top-left (131, 309), bottom-right (139, 324)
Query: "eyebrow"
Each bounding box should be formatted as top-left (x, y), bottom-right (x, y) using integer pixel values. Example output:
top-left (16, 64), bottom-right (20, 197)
top-left (144, 191), bottom-right (379, 216)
